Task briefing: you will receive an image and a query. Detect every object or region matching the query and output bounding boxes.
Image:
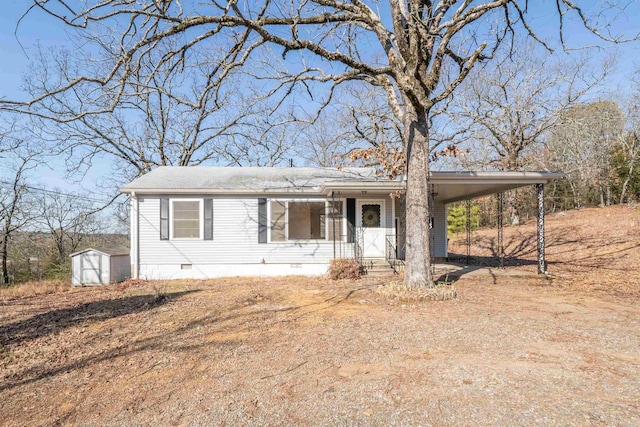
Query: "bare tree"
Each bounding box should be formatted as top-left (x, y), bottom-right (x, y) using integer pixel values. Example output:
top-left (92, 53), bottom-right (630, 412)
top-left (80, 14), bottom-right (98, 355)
top-left (3, 1), bottom-right (636, 287)
top-left (0, 146), bottom-right (39, 285)
top-left (451, 41), bottom-right (611, 223)
top-left (613, 132), bottom-right (640, 203)
top-left (546, 101), bottom-right (625, 208)
top-left (297, 85), bottom-right (402, 167)
top-left (37, 191), bottom-right (111, 265)
top-left (21, 44), bottom-right (297, 184)
top-left (615, 79), bottom-right (640, 204)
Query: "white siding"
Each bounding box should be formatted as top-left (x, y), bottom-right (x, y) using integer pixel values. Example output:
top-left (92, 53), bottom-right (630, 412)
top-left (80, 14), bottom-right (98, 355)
top-left (134, 194), bottom-right (403, 278)
top-left (137, 196), bottom-right (338, 268)
top-left (432, 202), bottom-right (447, 258)
top-left (389, 196), bottom-right (447, 259)
top-left (72, 255), bottom-right (81, 286)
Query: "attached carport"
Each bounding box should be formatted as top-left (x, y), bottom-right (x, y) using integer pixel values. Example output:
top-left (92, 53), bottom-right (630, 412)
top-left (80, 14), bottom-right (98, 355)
top-left (429, 171), bottom-right (564, 274)
top-left (316, 170), bottom-right (563, 274)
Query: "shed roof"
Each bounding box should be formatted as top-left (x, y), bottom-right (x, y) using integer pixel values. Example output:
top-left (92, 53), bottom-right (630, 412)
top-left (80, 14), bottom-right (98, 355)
top-left (70, 247), bottom-right (130, 257)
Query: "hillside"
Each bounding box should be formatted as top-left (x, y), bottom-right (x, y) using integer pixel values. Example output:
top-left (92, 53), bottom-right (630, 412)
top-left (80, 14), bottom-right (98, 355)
top-left (0, 206), bottom-right (639, 425)
top-left (448, 204), bottom-right (640, 296)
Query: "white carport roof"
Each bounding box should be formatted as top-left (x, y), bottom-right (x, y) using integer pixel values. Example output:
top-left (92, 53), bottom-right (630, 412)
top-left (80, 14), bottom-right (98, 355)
top-left (428, 171), bottom-right (564, 203)
top-left (321, 171), bottom-right (564, 203)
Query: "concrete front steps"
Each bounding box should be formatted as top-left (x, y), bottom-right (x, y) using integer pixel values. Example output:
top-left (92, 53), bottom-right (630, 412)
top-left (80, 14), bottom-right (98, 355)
top-left (362, 258), bottom-right (397, 277)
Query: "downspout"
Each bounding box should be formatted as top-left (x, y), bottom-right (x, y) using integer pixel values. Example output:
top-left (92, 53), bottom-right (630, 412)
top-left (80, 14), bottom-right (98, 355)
top-left (331, 191), bottom-right (336, 260)
top-left (131, 191), bottom-right (140, 279)
top-left (136, 193), bottom-right (140, 279)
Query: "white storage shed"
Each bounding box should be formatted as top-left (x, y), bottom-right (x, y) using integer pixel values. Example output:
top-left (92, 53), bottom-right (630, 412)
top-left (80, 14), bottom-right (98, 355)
top-left (70, 247), bottom-right (131, 286)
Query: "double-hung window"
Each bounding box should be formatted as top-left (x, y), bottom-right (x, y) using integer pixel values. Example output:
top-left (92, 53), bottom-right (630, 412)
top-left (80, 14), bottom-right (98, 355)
top-left (160, 198), bottom-right (213, 240)
top-left (269, 200), bottom-right (344, 242)
top-left (172, 199), bottom-right (202, 239)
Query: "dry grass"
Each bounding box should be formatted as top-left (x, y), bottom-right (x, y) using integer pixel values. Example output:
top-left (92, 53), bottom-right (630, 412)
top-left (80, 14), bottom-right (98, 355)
top-left (376, 279), bottom-right (457, 302)
top-left (0, 206), bottom-right (639, 426)
top-left (0, 280), bottom-right (70, 301)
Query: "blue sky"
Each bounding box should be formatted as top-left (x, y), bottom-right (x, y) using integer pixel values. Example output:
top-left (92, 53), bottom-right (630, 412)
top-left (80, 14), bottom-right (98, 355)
top-left (1, 0), bottom-right (640, 195)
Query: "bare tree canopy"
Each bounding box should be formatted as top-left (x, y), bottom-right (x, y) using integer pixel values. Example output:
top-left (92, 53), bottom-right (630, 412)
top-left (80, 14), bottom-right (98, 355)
top-left (2, 0), bottom-right (637, 287)
top-left (0, 141), bottom-right (40, 285)
top-left (547, 100), bottom-right (626, 207)
top-left (452, 41), bottom-right (612, 171)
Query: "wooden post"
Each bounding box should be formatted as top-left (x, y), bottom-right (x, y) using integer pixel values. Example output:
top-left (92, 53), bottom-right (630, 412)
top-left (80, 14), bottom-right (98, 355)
top-left (536, 184), bottom-right (546, 274)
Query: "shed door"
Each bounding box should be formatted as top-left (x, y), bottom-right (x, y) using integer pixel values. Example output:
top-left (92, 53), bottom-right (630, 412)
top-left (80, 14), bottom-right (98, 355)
top-left (81, 253), bottom-right (102, 285)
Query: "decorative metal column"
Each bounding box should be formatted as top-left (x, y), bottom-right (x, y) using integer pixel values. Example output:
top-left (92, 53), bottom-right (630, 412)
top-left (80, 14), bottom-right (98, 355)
top-left (497, 192), bottom-right (504, 268)
top-left (466, 199), bottom-right (471, 265)
top-left (536, 184), bottom-right (546, 274)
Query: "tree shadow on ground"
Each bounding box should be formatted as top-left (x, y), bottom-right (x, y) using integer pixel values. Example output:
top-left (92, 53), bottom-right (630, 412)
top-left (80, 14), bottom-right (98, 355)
top-left (447, 223), bottom-right (640, 275)
top-left (0, 290), bottom-right (198, 347)
top-left (0, 284), bottom-right (371, 394)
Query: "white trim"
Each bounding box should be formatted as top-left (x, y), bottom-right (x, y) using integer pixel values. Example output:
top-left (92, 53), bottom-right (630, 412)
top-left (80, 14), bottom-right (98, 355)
top-left (391, 196), bottom-right (396, 233)
top-left (131, 195), bottom-right (139, 279)
top-left (357, 199), bottom-right (387, 258)
top-left (170, 198), bottom-right (204, 240)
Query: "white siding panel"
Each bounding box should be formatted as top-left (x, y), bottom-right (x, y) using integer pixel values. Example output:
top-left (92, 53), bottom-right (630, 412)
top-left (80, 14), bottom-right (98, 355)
top-left (432, 202), bottom-right (447, 258)
top-left (138, 196), bottom-right (338, 267)
top-left (72, 256), bottom-right (81, 286)
top-left (101, 254), bottom-right (110, 285)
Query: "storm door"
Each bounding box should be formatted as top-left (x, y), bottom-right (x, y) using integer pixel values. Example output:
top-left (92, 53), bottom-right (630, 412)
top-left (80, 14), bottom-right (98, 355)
top-left (357, 201), bottom-right (386, 258)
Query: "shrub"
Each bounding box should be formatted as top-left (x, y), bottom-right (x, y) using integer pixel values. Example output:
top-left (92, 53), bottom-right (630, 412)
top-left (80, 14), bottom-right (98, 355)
top-left (447, 203), bottom-right (481, 234)
top-left (328, 258), bottom-right (361, 280)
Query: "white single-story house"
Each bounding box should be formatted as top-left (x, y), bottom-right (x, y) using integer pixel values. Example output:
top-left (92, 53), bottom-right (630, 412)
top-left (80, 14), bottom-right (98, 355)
top-left (120, 167), bottom-right (563, 279)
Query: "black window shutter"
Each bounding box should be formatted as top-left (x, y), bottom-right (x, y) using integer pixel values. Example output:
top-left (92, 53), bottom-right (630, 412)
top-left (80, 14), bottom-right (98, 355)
top-left (258, 198), bottom-right (267, 243)
top-left (160, 198), bottom-right (169, 240)
top-left (204, 198), bottom-right (213, 240)
top-left (346, 198), bottom-right (356, 243)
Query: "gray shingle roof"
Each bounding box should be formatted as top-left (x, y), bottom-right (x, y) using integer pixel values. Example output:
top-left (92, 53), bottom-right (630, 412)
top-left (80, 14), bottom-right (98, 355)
top-left (120, 166), bottom-right (384, 193)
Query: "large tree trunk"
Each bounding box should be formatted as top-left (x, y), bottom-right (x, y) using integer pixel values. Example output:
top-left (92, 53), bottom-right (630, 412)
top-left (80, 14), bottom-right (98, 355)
top-left (404, 111), bottom-right (434, 289)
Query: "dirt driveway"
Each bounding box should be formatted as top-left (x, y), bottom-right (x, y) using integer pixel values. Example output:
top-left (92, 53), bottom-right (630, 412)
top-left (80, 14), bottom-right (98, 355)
top-left (1, 274), bottom-right (638, 426)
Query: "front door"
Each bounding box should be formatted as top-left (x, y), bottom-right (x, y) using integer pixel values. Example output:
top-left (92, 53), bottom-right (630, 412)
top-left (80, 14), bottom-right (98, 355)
top-left (357, 201), bottom-right (385, 258)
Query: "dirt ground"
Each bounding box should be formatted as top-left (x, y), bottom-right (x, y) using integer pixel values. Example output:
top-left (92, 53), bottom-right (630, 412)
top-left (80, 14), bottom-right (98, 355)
top-left (1, 206), bottom-right (639, 426)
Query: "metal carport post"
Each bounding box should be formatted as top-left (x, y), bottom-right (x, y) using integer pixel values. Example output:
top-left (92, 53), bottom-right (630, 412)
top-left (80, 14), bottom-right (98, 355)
top-left (536, 183), bottom-right (546, 274)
